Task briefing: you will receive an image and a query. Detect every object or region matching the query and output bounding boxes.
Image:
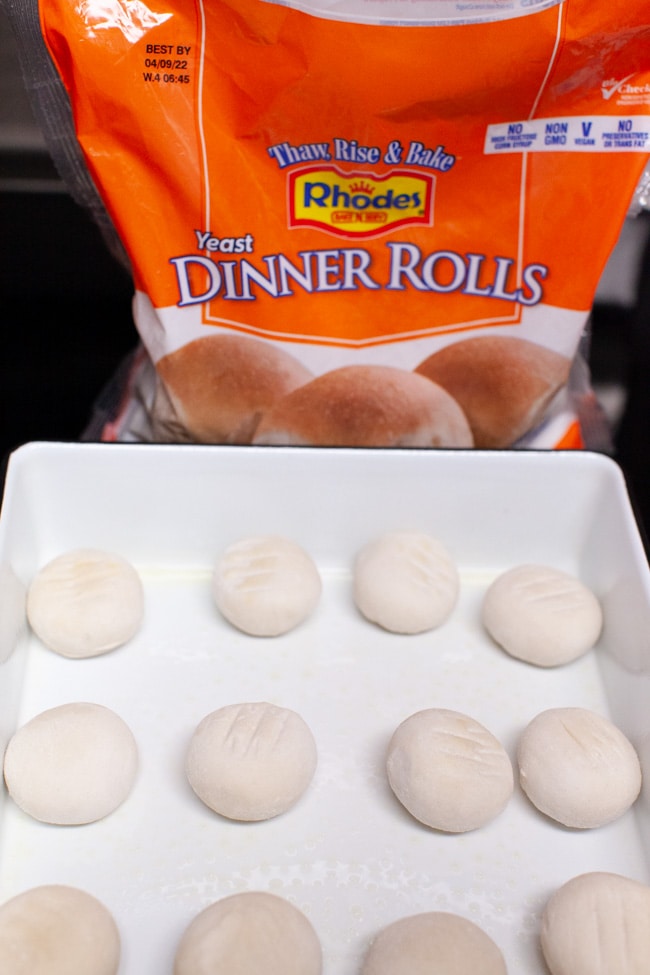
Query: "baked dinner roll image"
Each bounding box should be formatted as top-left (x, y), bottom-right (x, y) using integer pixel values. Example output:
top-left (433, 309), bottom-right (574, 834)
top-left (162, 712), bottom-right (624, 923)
top-left (156, 333), bottom-right (313, 443)
top-left (360, 911), bottom-right (507, 975)
top-left (540, 872), bottom-right (650, 975)
top-left (173, 891), bottom-right (322, 975)
top-left (252, 364), bottom-right (473, 447)
top-left (0, 884), bottom-right (121, 975)
top-left (414, 335), bottom-right (572, 447)
top-left (517, 707), bottom-right (642, 828)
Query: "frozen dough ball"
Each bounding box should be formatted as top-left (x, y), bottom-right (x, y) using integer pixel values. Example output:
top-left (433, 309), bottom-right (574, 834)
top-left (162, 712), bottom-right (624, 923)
top-left (353, 532), bottom-right (459, 634)
top-left (517, 707), bottom-right (642, 828)
top-left (212, 535), bottom-right (321, 636)
top-left (27, 548), bottom-right (144, 658)
top-left (541, 872), bottom-right (650, 975)
top-left (386, 708), bottom-right (513, 832)
top-left (361, 911), bottom-right (507, 975)
top-left (173, 891), bottom-right (322, 975)
top-left (252, 364), bottom-right (474, 448)
top-left (3, 702), bottom-right (138, 825)
top-left (0, 884), bottom-right (120, 975)
top-left (482, 564), bottom-right (603, 667)
top-left (185, 701), bottom-right (317, 821)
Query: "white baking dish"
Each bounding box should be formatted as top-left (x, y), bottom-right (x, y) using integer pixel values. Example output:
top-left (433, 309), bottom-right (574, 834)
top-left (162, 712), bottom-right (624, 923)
top-left (0, 442), bottom-right (649, 974)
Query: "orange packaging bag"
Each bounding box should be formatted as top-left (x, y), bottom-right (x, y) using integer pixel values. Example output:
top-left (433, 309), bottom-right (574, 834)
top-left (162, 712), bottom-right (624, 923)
top-left (16, 0), bottom-right (650, 447)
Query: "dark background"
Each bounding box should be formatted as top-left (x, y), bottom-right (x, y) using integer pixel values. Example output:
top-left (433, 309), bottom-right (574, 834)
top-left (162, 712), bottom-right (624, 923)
top-left (0, 189), bottom-right (137, 450)
top-left (1, 8), bottom-right (649, 549)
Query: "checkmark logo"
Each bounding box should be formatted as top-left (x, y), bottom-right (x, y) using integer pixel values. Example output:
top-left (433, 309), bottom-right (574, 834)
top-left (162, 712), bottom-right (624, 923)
top-left (601, 75), bottom-right (635, 100)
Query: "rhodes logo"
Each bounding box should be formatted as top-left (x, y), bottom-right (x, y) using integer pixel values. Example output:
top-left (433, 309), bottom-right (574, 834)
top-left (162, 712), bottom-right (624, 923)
top-left (288, 166), bottom-right (434, 238)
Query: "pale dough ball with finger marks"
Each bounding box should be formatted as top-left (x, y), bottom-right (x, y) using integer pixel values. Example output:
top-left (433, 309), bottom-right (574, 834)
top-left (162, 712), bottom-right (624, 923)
top-left (27, 548), bottom-right (144, 658)
top-left (386, 708), bottom-right (513, 832)
top-left (482, 564), bottom-right (603, 667)
top-left (185, 701), bottom-right (318, 821)
top-left (212, 535), bottom-right (322, 636)
top-left (517, 707), bottom-right (642, 828)
top-left (353, 532), bottom-right (459, 634)
top-left (361, 911), bottom-right (507, 975)
top-left (173, 891), bottom-right (322, 975)
top-left (3, 702), bottom-right (138, 825)
top-left (0, 884), bottom-right (120, 975)
top-left (541, 872), bottom-right (650, 975)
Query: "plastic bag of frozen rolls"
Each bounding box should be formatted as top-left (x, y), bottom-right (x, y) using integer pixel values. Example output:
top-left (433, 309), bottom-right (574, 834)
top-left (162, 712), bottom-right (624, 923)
top-left (5, 0), bottom-right (650, 448)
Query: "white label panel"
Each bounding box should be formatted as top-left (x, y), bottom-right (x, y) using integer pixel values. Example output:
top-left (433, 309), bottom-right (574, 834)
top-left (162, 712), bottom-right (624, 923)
top-left (485, 116), bottom-right (650, 154)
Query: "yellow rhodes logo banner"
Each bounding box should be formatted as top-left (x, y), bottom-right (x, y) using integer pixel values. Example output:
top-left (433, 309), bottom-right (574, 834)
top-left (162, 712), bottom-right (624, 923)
top-left (289, 167), bottom-right (434, 238)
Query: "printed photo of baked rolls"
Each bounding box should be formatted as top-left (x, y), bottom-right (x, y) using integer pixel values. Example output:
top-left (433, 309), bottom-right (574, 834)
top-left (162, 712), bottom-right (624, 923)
top-left (414, 335), bottom-right (571, 447)
top-left (252, 364), bottom-right (474, 447)
top-left (156, 333), bottom-right (313, 443)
